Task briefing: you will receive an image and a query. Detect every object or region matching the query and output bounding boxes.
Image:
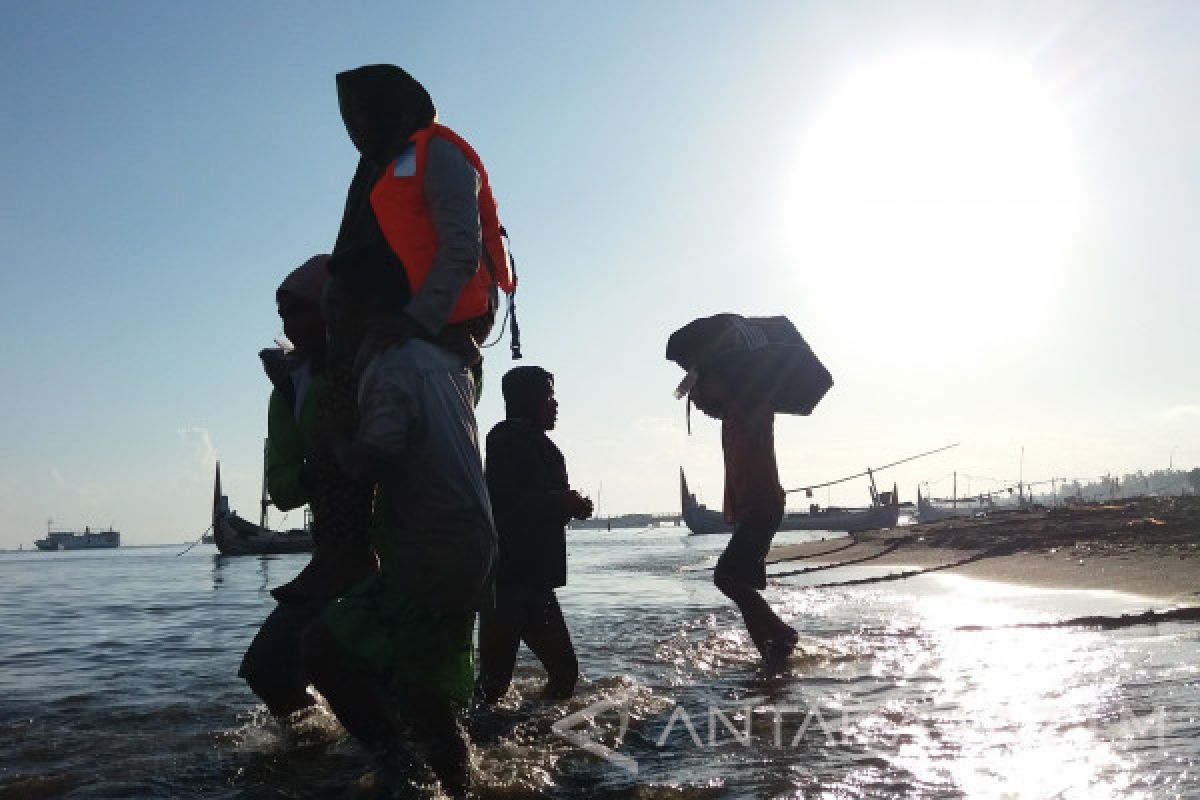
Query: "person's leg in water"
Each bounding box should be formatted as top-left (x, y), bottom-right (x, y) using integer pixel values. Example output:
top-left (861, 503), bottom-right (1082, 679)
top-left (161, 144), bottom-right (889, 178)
top-left (301, 618), bottom-right (471, 796)
top-left (478, 589), bottom-right (579, 704)
top-left (713, 570), bottom-right (796, 661)
top-left (476, 599), bottom-right (522, 706)
top-left (714, 512), bottom-right (798, 662)
top-left (239, 600), bottom-right (322, 718)
top-left (519, 590), bottom-right (579, 700)
top-left (391, 683), bottom-right (470, 796)
top-left (301, 618), bottom-right (393, 742)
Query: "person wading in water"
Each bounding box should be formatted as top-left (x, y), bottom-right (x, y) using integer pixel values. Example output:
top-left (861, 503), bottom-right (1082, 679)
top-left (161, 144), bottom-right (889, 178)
top-left (301, 243), bottom-right (496, 798)
top-left (239, 255), bottom-right (375, 718)
top-left (476, 366), bottom-right (592, 705)
top-left (691, 375), bottom-right (799, 664)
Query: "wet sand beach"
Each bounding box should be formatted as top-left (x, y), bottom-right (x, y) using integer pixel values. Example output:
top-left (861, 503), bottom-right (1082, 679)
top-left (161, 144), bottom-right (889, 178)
top-left (768, 497), bottom-right (1200, 603)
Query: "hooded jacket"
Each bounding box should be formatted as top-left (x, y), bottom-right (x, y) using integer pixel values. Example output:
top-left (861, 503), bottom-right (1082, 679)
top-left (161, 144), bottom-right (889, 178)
top-left (261, 255), bottom-right (331, 514)
top-left (485, 419), bottom-right (571, 590)
top-left (333, 65), bottom-right (509, 355)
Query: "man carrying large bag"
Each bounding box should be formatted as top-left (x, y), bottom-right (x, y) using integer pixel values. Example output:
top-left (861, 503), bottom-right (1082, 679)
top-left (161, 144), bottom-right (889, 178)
top-left (667, 314), bottom-right (832, 665)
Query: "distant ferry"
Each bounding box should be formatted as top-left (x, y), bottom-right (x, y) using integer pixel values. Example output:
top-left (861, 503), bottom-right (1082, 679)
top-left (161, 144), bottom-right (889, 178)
top-left (34, 526), bottom-right (120, 551)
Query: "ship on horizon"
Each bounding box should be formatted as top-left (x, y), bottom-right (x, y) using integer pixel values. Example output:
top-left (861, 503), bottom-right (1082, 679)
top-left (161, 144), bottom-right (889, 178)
top-left (34, 524), bottom-right (120, 551)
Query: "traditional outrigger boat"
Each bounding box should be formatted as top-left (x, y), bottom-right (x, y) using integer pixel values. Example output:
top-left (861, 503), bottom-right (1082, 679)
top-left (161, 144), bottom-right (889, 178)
top-left (679, 443), bottom-right (961, 536)
top-left (211, 454), bottom-right (314, 556)
top-left (915, 489), bottom-right (992, 523)
top-left (680, 468), bottom-right (900, 535)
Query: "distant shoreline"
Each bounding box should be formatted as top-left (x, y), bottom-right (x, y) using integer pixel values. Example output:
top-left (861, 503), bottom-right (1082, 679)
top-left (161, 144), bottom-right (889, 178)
top-left (768, 497), bottom-right (1200, 603)
top-left (0, 542), bottom-right (213, 553)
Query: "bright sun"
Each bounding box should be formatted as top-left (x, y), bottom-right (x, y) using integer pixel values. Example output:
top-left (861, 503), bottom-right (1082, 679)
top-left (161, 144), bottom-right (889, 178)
top-left (786, 47), bottom-right (1085, 357)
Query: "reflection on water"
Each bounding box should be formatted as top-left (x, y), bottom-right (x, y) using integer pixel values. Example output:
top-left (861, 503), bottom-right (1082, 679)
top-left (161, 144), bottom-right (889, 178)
top-left (0, 530), bottom-right (1196, 798)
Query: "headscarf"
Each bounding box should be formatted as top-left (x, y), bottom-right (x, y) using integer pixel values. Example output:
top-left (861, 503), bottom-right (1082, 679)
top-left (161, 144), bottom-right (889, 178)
top-left (335, 64), bottom-right (436, 163)
top-left (276, 254), bottom-right (330, 306)
top-left (334, 65), bottom-right (437, 255)
top-left (502, 366), bottom-right (554, 421)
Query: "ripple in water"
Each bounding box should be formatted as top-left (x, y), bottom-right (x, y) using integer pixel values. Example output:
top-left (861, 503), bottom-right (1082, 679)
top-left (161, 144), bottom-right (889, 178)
top-left (0, 534), bottom-right (1196, 798)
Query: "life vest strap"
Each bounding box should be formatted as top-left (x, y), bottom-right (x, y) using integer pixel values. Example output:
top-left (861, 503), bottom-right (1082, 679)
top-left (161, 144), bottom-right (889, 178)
top-left (481, 226), bottom-right (522, 360)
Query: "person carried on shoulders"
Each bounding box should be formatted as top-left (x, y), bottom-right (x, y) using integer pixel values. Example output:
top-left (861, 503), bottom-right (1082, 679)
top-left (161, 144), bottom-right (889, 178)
top-left (333, 64), bottom-right (517, 396)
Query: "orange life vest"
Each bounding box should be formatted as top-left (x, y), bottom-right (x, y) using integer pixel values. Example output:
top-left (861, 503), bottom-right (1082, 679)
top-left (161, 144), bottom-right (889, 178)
top-left (369, 123), bottom-right (515, 326)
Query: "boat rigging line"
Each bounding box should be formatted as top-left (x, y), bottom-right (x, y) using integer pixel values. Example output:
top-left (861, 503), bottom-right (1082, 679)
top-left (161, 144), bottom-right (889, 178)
top-left (175, 523), bottom-right (214, 557)
top-left (784, 443), bottom-right (960, 495)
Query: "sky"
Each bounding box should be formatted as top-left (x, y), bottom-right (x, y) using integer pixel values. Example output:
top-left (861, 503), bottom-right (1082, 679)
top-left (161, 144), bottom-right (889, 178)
top-left (1, 1), bottom-right (1197, 548)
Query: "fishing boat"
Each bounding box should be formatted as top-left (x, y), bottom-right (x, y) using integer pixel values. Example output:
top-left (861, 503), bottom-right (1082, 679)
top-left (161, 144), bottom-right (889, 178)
top-left (680, 468), bottom-right (900, 535)
top-left (211, 453), bottom-right (314, 556)
top-left (34, 525), bottom-right (120, 551)
top-left (915, 489), bottom-right (990, 523)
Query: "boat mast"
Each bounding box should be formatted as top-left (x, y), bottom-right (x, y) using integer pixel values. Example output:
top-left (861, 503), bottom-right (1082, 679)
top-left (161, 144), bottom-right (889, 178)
top-left (259, 438), bottom-right (269, 530)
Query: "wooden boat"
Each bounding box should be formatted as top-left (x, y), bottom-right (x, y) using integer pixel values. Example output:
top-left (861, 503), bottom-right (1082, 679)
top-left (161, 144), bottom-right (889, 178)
top-left (680, 468), bottom-right (899, 535)
top-left (915, 489), bottom-right (987, 523)
top-left (211, 458), bottom-right (314, 556)
top-left (916, 492), bottom-right (1030, 522)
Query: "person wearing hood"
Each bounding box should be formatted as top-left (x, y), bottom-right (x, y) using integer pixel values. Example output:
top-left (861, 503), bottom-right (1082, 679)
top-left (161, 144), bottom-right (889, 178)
top-left (332, 64), bottom-right (515, 384)
top-left (239, 255), bottom-right (370, 718)
top-left (476, 367), bottom-right (593, 705)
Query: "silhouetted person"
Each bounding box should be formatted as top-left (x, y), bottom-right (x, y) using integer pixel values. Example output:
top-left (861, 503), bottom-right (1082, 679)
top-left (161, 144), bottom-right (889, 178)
top-left (691, 375), bottom-right (798, 664)
top-left (477, 367), bottom-right (592, 705)
top-left (300, 243), bottom-right (495, 798)
top-left (333, 64), bottom-right (515, 394)
top-left (239, 255), bottom-right (342, 718)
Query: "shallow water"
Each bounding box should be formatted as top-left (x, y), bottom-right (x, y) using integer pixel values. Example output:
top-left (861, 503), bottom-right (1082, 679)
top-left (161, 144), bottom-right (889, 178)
top-left (1, 529), bottom-right (1196, 798)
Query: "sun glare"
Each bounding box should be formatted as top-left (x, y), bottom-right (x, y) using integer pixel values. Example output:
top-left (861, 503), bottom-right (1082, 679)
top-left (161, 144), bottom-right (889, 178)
top-left (785, 47), bottom-right (1085, 357)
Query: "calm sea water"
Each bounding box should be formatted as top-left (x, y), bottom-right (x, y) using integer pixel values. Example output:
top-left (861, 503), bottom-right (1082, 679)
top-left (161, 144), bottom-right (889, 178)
top-left (1, 529), bottom-right (1197, 799)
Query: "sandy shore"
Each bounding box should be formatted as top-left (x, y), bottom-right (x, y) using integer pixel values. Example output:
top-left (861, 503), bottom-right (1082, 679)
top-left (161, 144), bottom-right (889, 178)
top-left (767, 497), bottom-right (1200, 604)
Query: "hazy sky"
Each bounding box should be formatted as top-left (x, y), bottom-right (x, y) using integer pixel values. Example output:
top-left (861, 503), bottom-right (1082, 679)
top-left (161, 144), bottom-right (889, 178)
top-left (2, 1), bottom-right (1197, 547)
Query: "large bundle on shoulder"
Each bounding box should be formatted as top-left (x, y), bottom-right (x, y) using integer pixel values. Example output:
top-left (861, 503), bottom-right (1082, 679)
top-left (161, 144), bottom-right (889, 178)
top-left (666, 314), bottom-right (833, 417)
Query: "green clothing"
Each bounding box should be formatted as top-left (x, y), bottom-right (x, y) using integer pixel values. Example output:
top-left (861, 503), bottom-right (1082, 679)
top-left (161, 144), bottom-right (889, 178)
top-left (265, 373), bottom-right (393, 560)
top-left (265, 374), bottom-right (327, 514)
top-left (323, 572), bottom-right (476, 706)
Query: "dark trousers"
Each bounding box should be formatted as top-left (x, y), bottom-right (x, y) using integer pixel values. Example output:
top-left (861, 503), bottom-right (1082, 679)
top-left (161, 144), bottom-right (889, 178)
top-left (239, 599), bottom-right (324, 717)
top-left (715, 506), bottom-right (785, 590)
top-left (476, 587), bottom-right (578, 705)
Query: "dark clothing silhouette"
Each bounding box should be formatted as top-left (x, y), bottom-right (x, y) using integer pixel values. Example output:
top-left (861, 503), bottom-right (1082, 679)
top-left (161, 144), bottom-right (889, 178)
top-left (716, 406), bottom-right (786, 590)
top-left (484, 419), bottom-right (570, 590)
top-left (334, 64), bottom-right (436, 255)
top-left (476, 588), bottom-right (578, 705)
top-left (478, 412), bottom-right (577, 703)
